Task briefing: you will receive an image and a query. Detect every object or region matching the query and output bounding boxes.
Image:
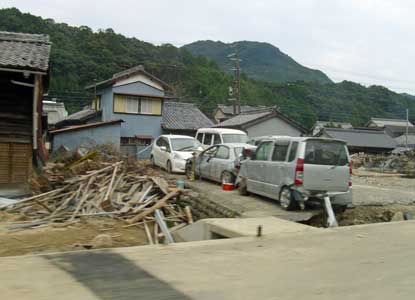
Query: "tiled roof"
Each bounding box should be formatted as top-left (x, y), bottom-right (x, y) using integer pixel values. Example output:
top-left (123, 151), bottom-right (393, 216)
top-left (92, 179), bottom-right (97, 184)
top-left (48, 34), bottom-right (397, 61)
top-left (162, 102), bottom-right (214, 130)
top-left (213, 108), bottom-right (308, 133)
top-left (323, 128), bottom-right (397, 149)
top-left (218, 104), bottom-right (268, 115)
top-left (367, 117), bottom-right (414, 127)
top-left (0, 31), bottom-right (51, 72)
top-left (63, 108), bottom-right (102, 121)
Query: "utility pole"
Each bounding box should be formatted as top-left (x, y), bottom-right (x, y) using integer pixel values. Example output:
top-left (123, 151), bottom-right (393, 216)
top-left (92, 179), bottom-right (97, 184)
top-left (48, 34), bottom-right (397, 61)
top-left (228, 50), bottom-right (242, 115)
top-left (406, 108), bottom-right (409, 150)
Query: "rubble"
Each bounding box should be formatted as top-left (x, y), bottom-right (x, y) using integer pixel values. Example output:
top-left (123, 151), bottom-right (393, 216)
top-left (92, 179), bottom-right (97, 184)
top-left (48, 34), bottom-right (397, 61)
top-left (3, 158), bottom-right (193, 244)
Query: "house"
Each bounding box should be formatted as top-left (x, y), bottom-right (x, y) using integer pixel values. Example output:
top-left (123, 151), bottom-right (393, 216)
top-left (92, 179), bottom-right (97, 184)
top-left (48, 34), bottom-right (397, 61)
top-left (43, 100), bottom-right (68, 126)
top-left (0, 31), bottom-right (51, 190)
top-left (213, 107), bottom-right (308, 137)
top-left (161, 102), bottom-right (214, 136)
top-left (213, 104), bottom-right (267, 123)
top-left (49, 120), bottom-right (123, 152)
top-left (85, 65), bottom-right (171, 156)
top-left (317, 128), bottom-right (397, 154)
top-left (311, 121), bottom-right (353, 136)
top-left (366, 117), bottom-right (414, 128)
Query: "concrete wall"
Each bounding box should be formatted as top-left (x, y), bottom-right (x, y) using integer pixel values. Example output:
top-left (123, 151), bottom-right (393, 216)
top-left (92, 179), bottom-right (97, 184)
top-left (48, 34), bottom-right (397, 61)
top-left (98, 82), bottom-right (164, 139)
top-left (52, 123), bottom-right (121, 152)
top-left (246, 116), bottom-right (302, 137)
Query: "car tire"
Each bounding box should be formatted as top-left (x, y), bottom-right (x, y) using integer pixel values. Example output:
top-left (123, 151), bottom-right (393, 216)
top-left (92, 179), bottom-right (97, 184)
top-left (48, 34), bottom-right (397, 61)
top-left (238, 177), bottom-right (249, 196)
top-left (166, 160), bottom-right (173, 173)
top-left (279, 187), bottom-right (299, 211)
top-left (221, 171), bottom-right (235, 184)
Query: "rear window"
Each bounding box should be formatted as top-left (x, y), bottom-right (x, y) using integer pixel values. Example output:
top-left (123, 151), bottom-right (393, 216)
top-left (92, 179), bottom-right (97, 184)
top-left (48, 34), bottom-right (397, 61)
top-left (304, 140), bottom-right (348, 166)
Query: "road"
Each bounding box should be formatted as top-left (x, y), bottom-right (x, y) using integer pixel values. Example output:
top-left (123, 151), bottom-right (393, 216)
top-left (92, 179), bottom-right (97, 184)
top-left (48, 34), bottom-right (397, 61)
top-left (2, 220), bottom-right (415, 299)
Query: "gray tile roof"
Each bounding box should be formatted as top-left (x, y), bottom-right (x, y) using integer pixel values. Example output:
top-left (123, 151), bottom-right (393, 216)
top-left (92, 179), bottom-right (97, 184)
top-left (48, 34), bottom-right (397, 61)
top-left (323, 128), bottom-right (397, 149)
top-left (64, 108), bottom-right (101, 121)
top-left (0, 31), bottom-right (51, 72)
top-left (213, 108), bottom-right (308, 133)
top-left (218, 104), bottom-right (267, 115)
top-left (214, 109), bottom-right (272, 127)
top-left (162, 102), bottom-right (214, 130)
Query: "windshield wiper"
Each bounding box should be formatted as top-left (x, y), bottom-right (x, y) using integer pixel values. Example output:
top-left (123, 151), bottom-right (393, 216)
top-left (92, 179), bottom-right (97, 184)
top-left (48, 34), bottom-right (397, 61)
top-left (176, 145), bottom-right (196, 151)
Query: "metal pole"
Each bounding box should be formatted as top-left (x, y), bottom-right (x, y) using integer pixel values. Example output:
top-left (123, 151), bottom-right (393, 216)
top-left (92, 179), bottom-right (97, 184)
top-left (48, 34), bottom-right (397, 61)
top-left (406, 109), bottom-right (409, 150)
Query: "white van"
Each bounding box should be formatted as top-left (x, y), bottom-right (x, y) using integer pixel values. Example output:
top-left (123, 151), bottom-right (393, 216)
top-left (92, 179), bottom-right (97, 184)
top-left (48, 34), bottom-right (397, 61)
top-left (195, 128), bottom-right (248, 147)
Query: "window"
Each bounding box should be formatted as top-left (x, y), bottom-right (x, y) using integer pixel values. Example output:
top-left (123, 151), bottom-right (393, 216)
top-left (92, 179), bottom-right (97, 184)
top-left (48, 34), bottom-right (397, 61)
top-left (304, 140), bottom-right (348, 166)
top-left (121, 136), bottom-right (153, 146)
top-left (253, 142), bottom-right (273, 161)
top-left (222, 134), bottom-right (248, 143)
top-left (126, 96), bottom-right (139, 113)
top-left (215, 146), bottom-right (229, 159)
top-left (234, 147), bottom-right (243, 158)
top-left (288, 142), bottom-right (298, 162)
top-left (196, 133), bottom-right (204, 143)
top-left (272, 142), bottom-right (289, 162)
top-left (113, 94), bottom-right (162, 115)
top-left (92, 96), bottom-right (101, 110)
top-left (204, 146), bottom-right (218, 157)
top-left (140, 98), bottom-right (153, 114)
top-left (213, 134), bottom-right (221, 145)
top-left (203, 133), bottom-right (212, 146)
top-left (156, 137), bottom-right (163, 146)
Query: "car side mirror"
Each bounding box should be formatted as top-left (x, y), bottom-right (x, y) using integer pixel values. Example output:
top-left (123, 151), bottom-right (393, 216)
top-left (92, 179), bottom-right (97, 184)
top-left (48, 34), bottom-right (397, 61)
top-left (160, 146), bottom-right (167, 152)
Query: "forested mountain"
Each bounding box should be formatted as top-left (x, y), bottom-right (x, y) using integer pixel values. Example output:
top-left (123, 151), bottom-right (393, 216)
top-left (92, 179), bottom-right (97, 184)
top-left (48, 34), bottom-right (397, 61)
top-left (0, 8), bottom-right (414, 128)
top-left (183, 40), bottom-right (332, 84)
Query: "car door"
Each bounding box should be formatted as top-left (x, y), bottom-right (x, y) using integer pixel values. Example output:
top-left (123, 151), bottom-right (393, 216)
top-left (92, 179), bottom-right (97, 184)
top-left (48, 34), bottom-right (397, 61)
top-left (245, 141), bottom-right (273, 197)
top-left (209, 145), bottom-right (231, 182)
top-left (159, 137), bottom-right (171, 168)
top-left (197, 146), bottom-right (218, 178)
top-left (267, 140), bottom-right (290, 198)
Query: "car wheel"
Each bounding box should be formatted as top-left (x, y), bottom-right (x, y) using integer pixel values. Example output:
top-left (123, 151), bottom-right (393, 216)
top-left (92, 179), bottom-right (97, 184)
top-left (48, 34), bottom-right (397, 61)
top-left (221, 171), bottom-right (235, 184)
top-left (166, 160), bottom-right (173, 173)
top-left (279, 187), bottom-right (298, 211)
top-left (238, 177), bottom-right (249, 196)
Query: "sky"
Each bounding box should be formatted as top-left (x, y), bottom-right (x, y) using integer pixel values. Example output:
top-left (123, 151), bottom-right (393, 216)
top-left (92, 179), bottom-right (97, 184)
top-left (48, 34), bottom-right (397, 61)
top-left (2, 0), bottom-right (415, 94)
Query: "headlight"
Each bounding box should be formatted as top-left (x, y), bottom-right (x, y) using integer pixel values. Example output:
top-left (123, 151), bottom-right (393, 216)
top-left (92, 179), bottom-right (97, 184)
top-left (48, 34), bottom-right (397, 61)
top-left (173, 153), bottom-right (184, 160)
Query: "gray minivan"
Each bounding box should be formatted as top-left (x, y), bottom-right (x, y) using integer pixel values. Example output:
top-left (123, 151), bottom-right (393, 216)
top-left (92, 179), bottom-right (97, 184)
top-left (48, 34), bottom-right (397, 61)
top-left (237, 136), bottom-right (352, 210)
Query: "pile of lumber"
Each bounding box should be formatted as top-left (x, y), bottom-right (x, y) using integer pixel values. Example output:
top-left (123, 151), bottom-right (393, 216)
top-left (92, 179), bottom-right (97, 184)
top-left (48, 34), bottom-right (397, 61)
top-left (3, 162), bottom-right (192, 244)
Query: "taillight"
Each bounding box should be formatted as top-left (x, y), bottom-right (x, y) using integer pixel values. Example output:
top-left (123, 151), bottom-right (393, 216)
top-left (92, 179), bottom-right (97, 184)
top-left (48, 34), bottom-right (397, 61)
top-left (294, 158), bottom-right (304, 185)
top-left (349, 161), bottom-right (353, 187)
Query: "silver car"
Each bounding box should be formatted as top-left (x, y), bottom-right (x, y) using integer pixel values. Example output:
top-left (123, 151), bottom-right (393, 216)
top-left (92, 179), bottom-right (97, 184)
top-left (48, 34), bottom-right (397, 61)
top-left (185, 143), bottom-right (255, 184)
top-left (237, 137), bottom-right (352, 210)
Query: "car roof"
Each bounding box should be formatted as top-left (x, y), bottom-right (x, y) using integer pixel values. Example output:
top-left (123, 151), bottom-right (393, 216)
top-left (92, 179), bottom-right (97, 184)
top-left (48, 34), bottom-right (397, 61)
top-left (196, 128), bottom-right (247, 135)
top-left (160, 134), bottom-right (196, 139)
top-left (258, 136), bottom-right (347, 144)
top-left (210, 143), bottom-right (255, 148)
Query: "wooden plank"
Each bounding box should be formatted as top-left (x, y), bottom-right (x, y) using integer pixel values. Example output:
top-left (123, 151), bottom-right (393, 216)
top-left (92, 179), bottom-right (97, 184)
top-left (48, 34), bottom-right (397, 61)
top-left (151, 177), bottom-right (170, 195)
top-left (126, 189), bottom-right (181, 224)
top-left (143, 219), bottom-right (154, 245)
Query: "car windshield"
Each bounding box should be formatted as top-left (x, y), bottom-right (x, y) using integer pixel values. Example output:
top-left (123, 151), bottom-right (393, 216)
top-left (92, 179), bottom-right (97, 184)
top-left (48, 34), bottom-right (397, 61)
top-left (304, 140), bottom-right (349, 166)
top-left (171, 138), bottom-right (202, 151)
top-left (222, 134), bottom-right (248, 143)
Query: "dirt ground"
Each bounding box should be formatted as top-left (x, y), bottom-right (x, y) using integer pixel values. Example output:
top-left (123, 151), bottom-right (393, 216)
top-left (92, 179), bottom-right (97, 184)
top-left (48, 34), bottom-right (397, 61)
top-left (0, 212), bottom-right (148, 257)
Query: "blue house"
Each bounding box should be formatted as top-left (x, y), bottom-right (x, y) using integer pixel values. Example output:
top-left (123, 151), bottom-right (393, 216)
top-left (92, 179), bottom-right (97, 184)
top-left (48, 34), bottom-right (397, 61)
top-left (86, 65), bottom-right (171, 156)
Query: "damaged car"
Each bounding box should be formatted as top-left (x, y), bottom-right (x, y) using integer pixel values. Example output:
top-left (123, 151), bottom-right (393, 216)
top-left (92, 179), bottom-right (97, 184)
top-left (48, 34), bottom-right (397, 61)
top-left (185, 143), bottom-right (255, 184)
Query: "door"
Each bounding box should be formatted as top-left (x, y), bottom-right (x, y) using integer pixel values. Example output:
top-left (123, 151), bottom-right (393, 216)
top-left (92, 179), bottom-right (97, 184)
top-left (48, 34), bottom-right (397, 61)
top-left (197, 145), bottom-right (218, 178)
top-left (245, 141), bottom-right (273, 196)
top-left (0, 142), bottom-right (31, 185)
top-left (302, 140), bottom-right (350, 192)
top-left (266, 141), bottom-right (290, 197)
top-left (209, 145), bottom-right (230, 182)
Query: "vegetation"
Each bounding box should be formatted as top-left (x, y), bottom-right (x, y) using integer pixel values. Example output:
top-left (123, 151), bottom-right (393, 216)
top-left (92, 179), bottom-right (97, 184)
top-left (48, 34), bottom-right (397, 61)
top-left (1, 8), bottom-right (414, 128)
top-left (183, 40), bottom-right (332, 84)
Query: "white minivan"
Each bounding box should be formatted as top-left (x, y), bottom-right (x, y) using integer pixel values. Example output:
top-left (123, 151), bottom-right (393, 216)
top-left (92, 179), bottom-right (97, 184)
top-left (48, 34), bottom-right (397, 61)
top-left (195, 128), bottom-right (248, 148)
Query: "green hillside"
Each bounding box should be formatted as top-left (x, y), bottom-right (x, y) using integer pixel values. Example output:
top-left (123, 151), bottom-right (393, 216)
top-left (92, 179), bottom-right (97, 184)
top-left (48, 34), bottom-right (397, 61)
top-left (183, 40), bottom-right (332, 84)
top-left (1, 8), bottom-right (414, 128)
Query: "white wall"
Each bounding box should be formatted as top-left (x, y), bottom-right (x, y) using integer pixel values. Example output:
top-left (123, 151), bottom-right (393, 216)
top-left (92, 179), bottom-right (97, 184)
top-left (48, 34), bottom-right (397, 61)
top-left (246, 117), bottom-right (302, 137)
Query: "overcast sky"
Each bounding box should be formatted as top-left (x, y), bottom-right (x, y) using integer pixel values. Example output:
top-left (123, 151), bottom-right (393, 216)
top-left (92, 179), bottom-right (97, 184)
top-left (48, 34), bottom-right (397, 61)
top-left (2, 0), bottom-right (415, 94)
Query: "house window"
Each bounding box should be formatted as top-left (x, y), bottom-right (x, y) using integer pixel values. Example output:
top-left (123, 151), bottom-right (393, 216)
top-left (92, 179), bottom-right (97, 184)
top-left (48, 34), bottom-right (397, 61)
top-left (113, 94), bottom-right (162, 115)
top-left (121, 136), bottom-right (153, 146)
top-left (92, 96), bottom-right (101, 110)
top-left (126, 96), bottom-right (139, 113)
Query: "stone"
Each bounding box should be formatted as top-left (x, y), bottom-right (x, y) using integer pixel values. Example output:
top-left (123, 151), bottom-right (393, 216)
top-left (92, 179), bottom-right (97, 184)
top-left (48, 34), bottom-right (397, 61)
top-left (404, 211), bottom-right (414, 220)
top-left (390, 211), bottom-right (405, 222)
top-left (91, 234), bottom-right (113, 249)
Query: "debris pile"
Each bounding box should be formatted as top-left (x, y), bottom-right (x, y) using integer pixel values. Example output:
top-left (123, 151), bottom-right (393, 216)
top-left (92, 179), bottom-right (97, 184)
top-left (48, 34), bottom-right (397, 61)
top-left (352, 150), bottom-right (415, 177)
top-left (3, 162), bottom-right (193, 244)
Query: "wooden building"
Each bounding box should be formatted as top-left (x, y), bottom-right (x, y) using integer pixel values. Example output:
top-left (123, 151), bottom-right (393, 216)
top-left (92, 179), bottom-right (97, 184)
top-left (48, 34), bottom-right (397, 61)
top-left (0, 31), bottom-right (51, 189)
